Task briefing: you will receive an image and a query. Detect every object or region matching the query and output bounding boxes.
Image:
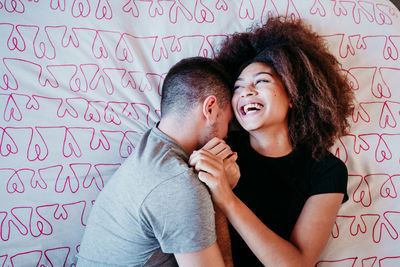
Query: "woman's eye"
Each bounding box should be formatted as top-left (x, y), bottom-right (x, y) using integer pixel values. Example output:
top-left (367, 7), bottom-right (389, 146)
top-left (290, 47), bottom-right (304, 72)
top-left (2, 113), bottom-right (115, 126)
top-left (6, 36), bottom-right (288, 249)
top-left (256, 79), bottom-right (269, 85)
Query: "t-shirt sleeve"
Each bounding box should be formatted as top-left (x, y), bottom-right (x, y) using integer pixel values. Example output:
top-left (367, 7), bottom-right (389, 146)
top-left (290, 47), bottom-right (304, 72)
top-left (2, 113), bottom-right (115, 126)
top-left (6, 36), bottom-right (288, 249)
top-left (139, 171), bottom-right (216, 254)
top-left (310, 153), bottom-right (349, 203)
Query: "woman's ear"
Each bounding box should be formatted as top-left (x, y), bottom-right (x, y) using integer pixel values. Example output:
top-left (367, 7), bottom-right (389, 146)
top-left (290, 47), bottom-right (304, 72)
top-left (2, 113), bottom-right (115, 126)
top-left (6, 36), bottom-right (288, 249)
top-left (202, 95), bottom-right (217, 121)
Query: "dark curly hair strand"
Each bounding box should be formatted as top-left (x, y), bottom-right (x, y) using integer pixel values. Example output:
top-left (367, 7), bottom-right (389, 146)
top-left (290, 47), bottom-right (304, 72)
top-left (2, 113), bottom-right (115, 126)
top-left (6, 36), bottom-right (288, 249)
top-left (216, 17), bottom-right (355, 160)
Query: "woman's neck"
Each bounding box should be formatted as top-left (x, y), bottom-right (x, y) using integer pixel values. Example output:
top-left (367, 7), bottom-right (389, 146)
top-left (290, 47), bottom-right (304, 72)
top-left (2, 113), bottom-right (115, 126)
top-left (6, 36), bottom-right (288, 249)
top-left (248, 127), bottom-right (293, 158)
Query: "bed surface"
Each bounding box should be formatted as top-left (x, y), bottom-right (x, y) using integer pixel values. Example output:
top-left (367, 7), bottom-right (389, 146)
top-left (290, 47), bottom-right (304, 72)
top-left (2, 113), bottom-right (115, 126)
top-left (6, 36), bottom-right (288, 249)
top-left (1, 0), bottom-right (400, 265)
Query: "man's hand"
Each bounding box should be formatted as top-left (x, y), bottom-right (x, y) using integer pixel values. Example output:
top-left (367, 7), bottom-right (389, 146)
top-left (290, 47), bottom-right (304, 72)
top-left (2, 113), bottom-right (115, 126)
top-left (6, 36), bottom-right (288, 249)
top-left (223, 152), bottom-right (240, 189)
top-left (191, 138), bottom-right (240, 188)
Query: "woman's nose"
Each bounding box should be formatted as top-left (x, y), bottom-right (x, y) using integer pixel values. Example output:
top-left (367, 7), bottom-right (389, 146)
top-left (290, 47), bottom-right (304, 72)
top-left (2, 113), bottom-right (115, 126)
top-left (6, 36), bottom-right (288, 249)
top-left (241, 85), bottom-right (256, 97)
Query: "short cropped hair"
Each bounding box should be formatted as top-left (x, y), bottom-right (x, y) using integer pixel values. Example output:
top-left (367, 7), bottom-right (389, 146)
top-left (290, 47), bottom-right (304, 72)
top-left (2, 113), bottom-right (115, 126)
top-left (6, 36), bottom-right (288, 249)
top-left (216, 17), bottom-right (355, 159)
top-left (160, 57), bottom-right (233, 119)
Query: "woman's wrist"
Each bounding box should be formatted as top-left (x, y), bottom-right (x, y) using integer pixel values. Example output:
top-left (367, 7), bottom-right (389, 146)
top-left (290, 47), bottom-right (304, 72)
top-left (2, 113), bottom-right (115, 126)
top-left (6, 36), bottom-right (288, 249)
top-left (218, 193), bottom-right (240, 217)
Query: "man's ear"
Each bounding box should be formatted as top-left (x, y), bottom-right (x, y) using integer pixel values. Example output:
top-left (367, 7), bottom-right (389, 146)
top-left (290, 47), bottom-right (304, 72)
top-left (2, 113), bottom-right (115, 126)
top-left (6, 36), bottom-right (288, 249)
top-left (202, 95), bottom-right (217, 121)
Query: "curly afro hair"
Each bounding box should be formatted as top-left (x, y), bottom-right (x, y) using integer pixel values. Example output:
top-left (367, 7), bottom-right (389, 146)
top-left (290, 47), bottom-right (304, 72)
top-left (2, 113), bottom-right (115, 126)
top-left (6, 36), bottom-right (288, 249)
top-left (216, 17), bottom-right (355, 160)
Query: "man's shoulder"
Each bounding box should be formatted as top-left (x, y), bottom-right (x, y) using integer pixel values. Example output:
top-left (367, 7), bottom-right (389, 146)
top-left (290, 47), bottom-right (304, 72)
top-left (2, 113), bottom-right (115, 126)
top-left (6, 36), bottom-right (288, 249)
top-left (101, 127), bottom-right (193, 203)
top-left (137, 126), bottom-right (188, 168)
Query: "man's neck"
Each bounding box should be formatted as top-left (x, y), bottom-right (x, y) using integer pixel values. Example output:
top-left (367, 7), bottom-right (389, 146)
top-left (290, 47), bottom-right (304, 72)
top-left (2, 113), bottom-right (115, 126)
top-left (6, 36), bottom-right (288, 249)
top-left (157, 117), bottom-right (198, 155)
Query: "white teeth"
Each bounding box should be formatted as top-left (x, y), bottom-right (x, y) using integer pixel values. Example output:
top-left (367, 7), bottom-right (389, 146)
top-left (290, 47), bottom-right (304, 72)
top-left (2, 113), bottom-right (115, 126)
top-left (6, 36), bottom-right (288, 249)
top-left (243, 103), bottom-right (263, 114)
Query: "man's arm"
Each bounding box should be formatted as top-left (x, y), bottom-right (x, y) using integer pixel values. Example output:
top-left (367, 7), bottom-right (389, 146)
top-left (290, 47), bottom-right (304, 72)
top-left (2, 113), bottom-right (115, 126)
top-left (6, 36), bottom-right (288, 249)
top-left (214, 205), bottom-right (233, 267)
top-left (189, 137), bottom-right (239, 267)
top-left (174, 242), bottom-right (225, 267)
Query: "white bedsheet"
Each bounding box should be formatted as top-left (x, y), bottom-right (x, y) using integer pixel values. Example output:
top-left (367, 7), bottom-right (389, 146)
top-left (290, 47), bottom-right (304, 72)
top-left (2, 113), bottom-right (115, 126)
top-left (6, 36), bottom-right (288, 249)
top-left (1, 0), bottom-right (400, 265)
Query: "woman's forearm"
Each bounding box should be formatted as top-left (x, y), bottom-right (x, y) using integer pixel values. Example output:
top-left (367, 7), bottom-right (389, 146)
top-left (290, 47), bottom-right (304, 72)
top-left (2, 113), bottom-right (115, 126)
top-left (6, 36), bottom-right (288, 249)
top-left (221, 193), bottom-right (343, 267)
top-left (222, 196), bottom-right (312, 267)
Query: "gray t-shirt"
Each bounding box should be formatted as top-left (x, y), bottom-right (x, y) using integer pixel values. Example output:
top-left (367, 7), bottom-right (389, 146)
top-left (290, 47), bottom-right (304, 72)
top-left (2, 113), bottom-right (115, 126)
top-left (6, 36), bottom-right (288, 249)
top-left (77, 126), bottom-right (216, 266)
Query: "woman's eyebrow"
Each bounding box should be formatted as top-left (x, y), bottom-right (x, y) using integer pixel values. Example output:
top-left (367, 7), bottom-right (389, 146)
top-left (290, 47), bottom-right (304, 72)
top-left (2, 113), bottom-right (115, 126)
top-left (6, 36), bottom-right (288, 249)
top-left (254, 71), bottom-right (273, 77)
top-left (236, 71), bottom-right (273, 81)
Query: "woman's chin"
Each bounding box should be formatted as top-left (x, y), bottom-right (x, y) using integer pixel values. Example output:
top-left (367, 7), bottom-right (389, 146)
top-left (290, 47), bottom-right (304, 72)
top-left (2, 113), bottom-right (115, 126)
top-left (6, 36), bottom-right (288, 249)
top-left (238, 122), bottom-right (260, 133)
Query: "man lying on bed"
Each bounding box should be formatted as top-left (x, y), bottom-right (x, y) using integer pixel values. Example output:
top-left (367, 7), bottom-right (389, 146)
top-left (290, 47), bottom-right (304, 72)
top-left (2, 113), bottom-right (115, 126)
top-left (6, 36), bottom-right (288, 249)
top-left (77, 56), bottom-right (239, 267)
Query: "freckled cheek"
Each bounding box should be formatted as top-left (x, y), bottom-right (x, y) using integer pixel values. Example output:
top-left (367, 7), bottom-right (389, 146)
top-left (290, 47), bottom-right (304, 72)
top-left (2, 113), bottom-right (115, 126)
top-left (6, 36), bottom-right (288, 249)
top-left (232, 105), bottom-right (241, 119)
top-left (231, 94), bottom-right (238, 105)
top-left (231, 97), bottom-right (239, 114)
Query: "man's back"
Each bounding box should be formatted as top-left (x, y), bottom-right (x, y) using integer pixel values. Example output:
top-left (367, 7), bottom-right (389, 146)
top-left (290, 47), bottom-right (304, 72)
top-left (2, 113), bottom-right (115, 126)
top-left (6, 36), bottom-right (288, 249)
top-left (77, 125), bottom-right (216, 266)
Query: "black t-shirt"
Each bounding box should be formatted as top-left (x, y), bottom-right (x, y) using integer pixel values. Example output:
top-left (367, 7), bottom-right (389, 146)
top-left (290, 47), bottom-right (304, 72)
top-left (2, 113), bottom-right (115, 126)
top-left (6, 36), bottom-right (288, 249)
top-left (227, 130), bottom-right (348, 267)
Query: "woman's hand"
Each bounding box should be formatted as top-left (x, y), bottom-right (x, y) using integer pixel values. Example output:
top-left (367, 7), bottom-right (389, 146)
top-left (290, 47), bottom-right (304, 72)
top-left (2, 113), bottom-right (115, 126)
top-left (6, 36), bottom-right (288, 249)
top-left (193, 137), bottom-right (240, 188)
top-left (189, 138), bottom-right (240, 206)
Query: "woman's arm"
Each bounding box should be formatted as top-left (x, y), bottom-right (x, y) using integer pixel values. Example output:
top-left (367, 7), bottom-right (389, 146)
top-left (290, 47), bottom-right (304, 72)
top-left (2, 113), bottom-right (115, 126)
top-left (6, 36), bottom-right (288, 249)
top-left (223, 193), bottom-right (343, 267)
top-left (189, 148), bottom-right (343, 267)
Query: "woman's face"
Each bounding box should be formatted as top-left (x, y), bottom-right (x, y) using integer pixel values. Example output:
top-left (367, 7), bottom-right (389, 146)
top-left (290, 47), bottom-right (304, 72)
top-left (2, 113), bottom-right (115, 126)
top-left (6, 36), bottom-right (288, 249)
top-left (232, 62), bottom-right (291, 133)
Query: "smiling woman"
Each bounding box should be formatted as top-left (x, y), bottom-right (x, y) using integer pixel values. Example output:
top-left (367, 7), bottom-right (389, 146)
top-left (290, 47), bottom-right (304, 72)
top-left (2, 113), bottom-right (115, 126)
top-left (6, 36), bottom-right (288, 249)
top-left (218, 17), bottom-right (355, 160)
top-left (189, 17), bottom-right (356, 267)
top-left (232, 62), bottom-right (292, 157)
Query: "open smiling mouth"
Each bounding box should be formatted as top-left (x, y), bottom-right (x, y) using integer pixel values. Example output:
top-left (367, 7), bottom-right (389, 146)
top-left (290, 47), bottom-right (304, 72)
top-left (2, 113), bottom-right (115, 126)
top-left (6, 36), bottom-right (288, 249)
top-left (240, 103), bottom-right (264, 115)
